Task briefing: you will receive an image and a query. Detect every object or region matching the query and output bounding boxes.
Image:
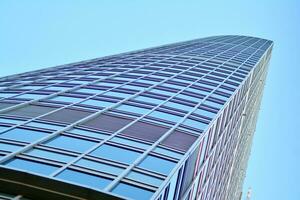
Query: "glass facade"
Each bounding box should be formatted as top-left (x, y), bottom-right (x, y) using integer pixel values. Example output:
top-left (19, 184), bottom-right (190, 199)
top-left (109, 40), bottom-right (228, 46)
top-left (0, 35), bottom-right (273, 200)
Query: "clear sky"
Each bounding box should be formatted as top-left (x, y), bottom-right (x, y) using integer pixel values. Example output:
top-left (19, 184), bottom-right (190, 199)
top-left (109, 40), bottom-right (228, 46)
top-left (0, 1), bottom-right (299, 199)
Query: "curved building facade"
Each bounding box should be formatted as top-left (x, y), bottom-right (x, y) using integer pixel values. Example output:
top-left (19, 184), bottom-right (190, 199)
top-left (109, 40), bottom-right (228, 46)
top-left (0, 35), bottom-right (273, 200)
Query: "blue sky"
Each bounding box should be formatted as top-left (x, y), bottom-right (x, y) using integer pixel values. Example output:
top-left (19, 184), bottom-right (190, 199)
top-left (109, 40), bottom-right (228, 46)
top-left (0, 1), bottom-right (299, 199)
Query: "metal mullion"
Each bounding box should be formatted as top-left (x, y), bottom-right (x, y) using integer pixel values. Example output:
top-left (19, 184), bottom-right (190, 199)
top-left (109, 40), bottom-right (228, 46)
top-left (102, 37), bottom-right (259, 193)
top-left (187, 60), bottom-right (269, 199)
top-left (0, 40), bottom-right (230, 165)
top-left (46, 40), bottom-right (237, 178)
top-left (149, 39), bottom-right (270, 200)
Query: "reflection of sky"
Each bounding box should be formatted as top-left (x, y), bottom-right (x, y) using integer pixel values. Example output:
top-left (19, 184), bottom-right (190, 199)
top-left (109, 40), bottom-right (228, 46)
top-left (1, 0), bottom-right (299, 199)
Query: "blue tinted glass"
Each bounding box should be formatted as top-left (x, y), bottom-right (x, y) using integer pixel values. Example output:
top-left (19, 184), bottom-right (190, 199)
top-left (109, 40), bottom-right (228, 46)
top-left (0, 125), bottom-right (8, 133)
top-left (116, 104), bottom-right (150, 115)
top-left (26, 149), bottom-right (75, 163)
top-left (203, 100), bottom-right (223, 109)
top-left (0, 128), bottom-right (48, 143)
top-left (183, 118), bottom-right (208, 131)
top-left (75, 159), bottom-right (124, 175)
top-left (81, 99), bottom-right (114, 108)
top-left (127, 171), bottom-right (164, 187)
top-left (45, 135), bottom-right (97, 153)
top-left (0, 93), bottom-right (17, 98)
top-left (26, 122), bottom-right (63, 130)
top-left (153, 147), bottom-right (183, 160)
top-left (110, 137), bottom-right (150, 149)
top-left (112, 182), bottom-right (154, 200)
top-left (16, 93), bottom-right (47, 100)
top-left (177, 94), bottom-right (202, 103)
top-left (194, 108), bottom-right (216, 119)
top-left (90, 144), bottom-right (141, 164)
top-left (45, 86), bottom-right (68, 91)
top-left (50, 96), bottom-right (83, 103)
top-left (105, 91), bottom-right (132, 99)
top-left (0, 118), bottom-right (24, 125)
top-left (6, 158), bottom-right (58, 175)
top-left (68, 128), bottom-right (108, 140)
top-left (134, 96), bottom-right (165, 105)
top-left (121, 85), bottom-right (145, 91)
top-left (164, 101), bottom-right (193, 112)
top-left (138, 155), bottom-right (176, 175)
top-left (75, 88), bottom-right (103, 94)
top-left (0, 142), bottom-right (23, 152)
top-left (150, 89), bottom-right (174, 96)
top-left (56, 169), bottom-right (111, 189)
top-left (98, 82), bottom-right (120, 87)
top-left (149, 111), bottom-right (182, 123)
top-left (19, 85), bottom-right (44, 90)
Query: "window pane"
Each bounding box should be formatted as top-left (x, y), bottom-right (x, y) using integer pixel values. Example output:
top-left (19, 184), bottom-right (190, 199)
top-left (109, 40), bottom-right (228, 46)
top-left (0, 118), bottom-right (24, 125)
top-left (153, 147), bottom-right (183, 160)
top-left (26, 122), bottom-right (63, 130)
top-left (149, 110), bottom-right (182, 123)
top-left (49, 96), bottom-right (83, 103)
top-left (138, 155), bottom-right (176, 175)
top-left (26, 149), bottom-right (75, 163)
top-left (105, 91), bottom-right (132, 99)
top-left (81, 99), bottom-right (114, 108)
top-left (68, 128), bottom-right (108, 140)
top-left (5, 158), bottom-right (58, 175)
top-left (116, 104), bottom-right (150, 115)
top-left (56, 169), bottom-right (111, 189)
top-left (126, 171), bottom-right (164, 187)
top-left (75, 158), bottom-right (124, 175)
top-left (134, 96), bottom-right (165, 105)
top-left (16, 93), bottom-right (47, 100)
top-left (44, 135), bottom-right (97, 153)
top-left (110, 137), bottom-right (150, 150)
top-left (164, 101), bottom-right (193, 112)
top-left (0, 142), bottom-right (23, 152)
top-left (90, 144), bottom-right (140, 165)
top-left (182, 118), bottom-right (208, 131)
top-left (75, 88), bottom-right (103, 94)
top-left (4, 105), bottom-right (58, 118)
top-left (0, 128), bottom-right (48, 143)
top-left (194, 108), bottom-right (216, 119)
top-left (112, 182), bottom-right (154, 200)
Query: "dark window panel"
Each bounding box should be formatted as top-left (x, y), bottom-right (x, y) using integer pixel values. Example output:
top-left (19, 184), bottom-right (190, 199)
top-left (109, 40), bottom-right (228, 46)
top-left (161, 130), bottom-right (198, 152)
top-left (3, 104), bottom-right (59, 118)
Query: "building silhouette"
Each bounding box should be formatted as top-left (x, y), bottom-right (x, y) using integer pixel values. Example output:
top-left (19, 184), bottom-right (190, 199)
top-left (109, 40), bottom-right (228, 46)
top-left (0, 35), bottom-right (273, 200)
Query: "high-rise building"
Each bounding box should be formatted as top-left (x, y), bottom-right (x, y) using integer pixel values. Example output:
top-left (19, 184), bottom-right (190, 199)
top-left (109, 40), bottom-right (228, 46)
top-left (0, 35), bottom-right (273, 200)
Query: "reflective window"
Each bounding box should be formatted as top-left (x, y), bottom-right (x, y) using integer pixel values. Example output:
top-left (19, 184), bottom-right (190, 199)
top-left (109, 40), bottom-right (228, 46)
top-left (75, 158), bottom-right (124, 175)
top-left (194, 108), bottom-right (216, 119)
top-left (112, 182), bottom-right (153, 200)
top-left (121, 85), bottom-right (145, 91)
top-left (81, 99), bottom-right (115, 108)
top-left (56, 169), bottom-right (111, 189)
top-left (116, 104), bottom-right (150, 115)
top-left (44, 135), bottom-right (97, 153)
top-left (68, 128), bottom-right (108, 140)
top-left (45, 86), bottom-right (69, 91)
top-left (110, 137), bottom-right (150, 150)
top-left (126, 171), bottom-right (164, 187)
top-left (16, 93), bottom-right (47, 100)
top-left (203, 100), bottom-right (223, 109)
top-left (0, 93), bottom-right (17, 98)
top-left (105, 91), bottom-right (132, 99)
top-left (0, 128), bottom-right (48, 143)
top-left (0, 142), bottom-right (23, 152)
top-left (149, 110), bottom-right (182, 123)
top-left (5, 158), bottom-right (58, 175)
top-left (75, 88), bottom-right (103, 94)
top-left (18, 85), bottom-right (44, 90)
top-left (0, 118), bottom-right (24, 125)
top-left (164, 101), bottom-right (193, 112)
top-left (176, 94), bottom-right (202, 103)
top-left (150, 89), bottom-right (174, 96)
top-left (134, 96), bottom-right (165, 105)
top-left (138, 155), bottom-right (176, 175)
top-left (26, 149), bottom-right (75, 163)
top-left (4, 104), bottom-right (58, 118)
top-left (0, 125), bottom-right (8, 133)
top-left (90, 144), bottom-right (141, 164)
top-left (50, 96), bottom-right (83, 103)
top-left (26, 122), bottom-right (63, 130)
top-left (153, 147), bottom-right (183, 160)
top-left (182, 118), bottom-right (208, 131)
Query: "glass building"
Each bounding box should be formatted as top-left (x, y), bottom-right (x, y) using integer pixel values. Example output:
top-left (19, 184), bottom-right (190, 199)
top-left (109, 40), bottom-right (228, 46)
top-left (0, 35), bottom-right (273, 200)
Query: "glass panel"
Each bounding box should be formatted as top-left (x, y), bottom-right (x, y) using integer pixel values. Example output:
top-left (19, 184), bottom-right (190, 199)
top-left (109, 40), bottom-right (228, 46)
top-left (50, 96), bottom-right (83, 103)
top-left (26, 149), bottom-right (75, 163)
top-left (203, 100), bottom-right (223, 109)
top-left (105, 91), bottom-right (132, 99)
top-left (110, 137), bottom-right (150, 150)
top-left (116, 104), bottom-right (150, 115)
top-left (56, 169), bottom-right (111, 189)
top-left (112, 182), bottom-right (154, 200)
top-left (75, 158), bottom-right (124, 175)
top-left (75, 88), bottom-right (103, 94)
top-left (0, 118), bottom-right (24, 125)
top-left (44, 135), bottom-right (97, 153)
top-left (0, 128), bottom-right (48, 143)
top-left (150, 89), bottom-right (174, 96)
top-left (126, 171), bottom-right (164, 187)
top-left (164, 101), bottom-right (193, 112)
top-left (138, 155), bottom-right (176, 175)
top-left (16, 93), bottom-right (47, 100)
top-left (134, 96), bottom-right (165, 105)
top-left (149, 111), bottom-right (182, 123)
top-left (90, 144), bottom-right (141, 165)
top-left (5, 158), bottom-right (58, 175)
top-left (153, 147), bottom-right (183, 160)
top-left (68, 128), bottom-right (108, 140)
top-left (0, 125), bottom-right (8, 133)
top-left (26, 122), bottom-right (63, 130)
top-left (182, 118), bottom-right (208, 131)
top-left (0, 93), bottom-right (17, 98)
top-left (0, 142), bottom-right (23, 152)
top-left (81, 99), bottom-right (115, 108)
top-left (194, 108), bottom-right (216, 119)
top-left (176, 94), bottom-right (202, 103)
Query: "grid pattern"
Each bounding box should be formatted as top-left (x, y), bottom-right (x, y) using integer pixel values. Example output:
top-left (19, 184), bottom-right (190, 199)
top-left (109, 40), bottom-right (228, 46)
top-left (0, 35), bottom-right (273, 200)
